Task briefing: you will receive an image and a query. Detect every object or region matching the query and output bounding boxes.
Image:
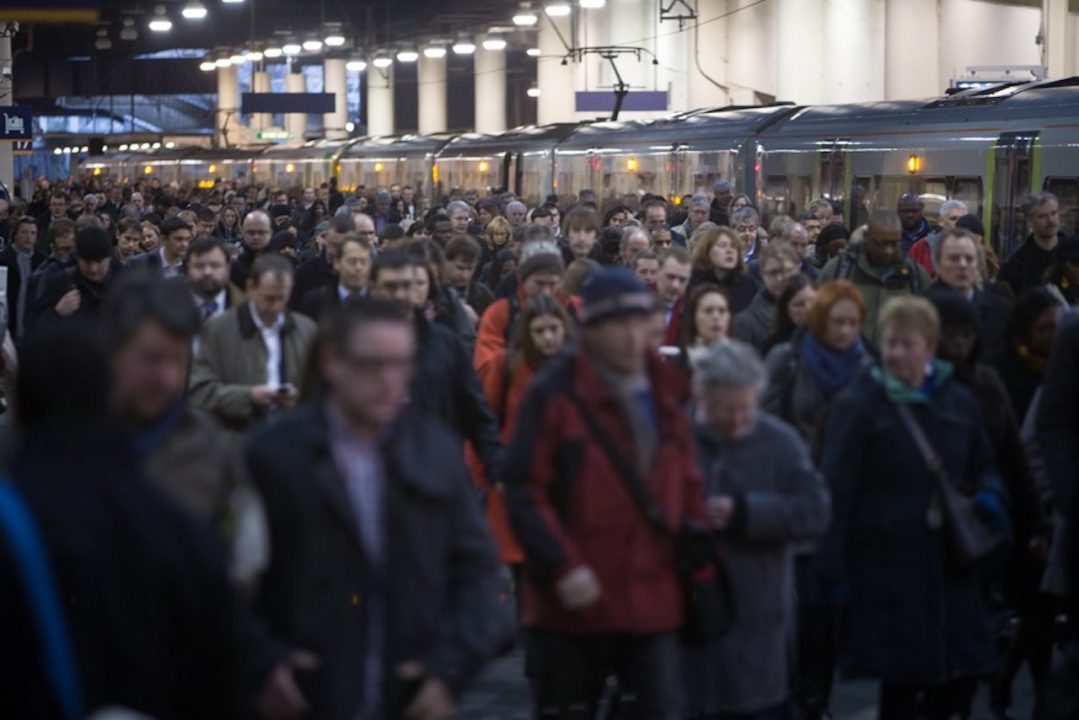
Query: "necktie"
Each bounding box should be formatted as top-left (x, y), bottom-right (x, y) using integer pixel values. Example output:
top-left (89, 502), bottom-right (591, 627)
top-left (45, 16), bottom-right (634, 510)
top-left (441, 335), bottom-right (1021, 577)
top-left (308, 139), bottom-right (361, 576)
top-left (202, 299), bottom-right (218, 320)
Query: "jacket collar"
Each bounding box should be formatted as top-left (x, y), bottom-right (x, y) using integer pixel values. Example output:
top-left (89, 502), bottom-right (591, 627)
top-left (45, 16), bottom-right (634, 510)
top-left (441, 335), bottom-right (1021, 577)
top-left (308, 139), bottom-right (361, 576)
top-left (236, 300), bottom-right (297, 339)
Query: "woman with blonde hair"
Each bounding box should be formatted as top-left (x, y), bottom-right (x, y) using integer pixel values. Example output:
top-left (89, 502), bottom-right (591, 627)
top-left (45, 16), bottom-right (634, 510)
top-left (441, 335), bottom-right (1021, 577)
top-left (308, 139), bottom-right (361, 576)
top-left (687, 222), bottom-right (760, 313)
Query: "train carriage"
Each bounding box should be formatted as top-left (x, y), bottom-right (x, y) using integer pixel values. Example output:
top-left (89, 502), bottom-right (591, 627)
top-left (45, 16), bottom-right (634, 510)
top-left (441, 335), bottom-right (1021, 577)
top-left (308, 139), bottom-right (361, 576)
top-left (250, 140), bottom-right (345, 192)
top-left (335, 134), bottom-right (452, 198)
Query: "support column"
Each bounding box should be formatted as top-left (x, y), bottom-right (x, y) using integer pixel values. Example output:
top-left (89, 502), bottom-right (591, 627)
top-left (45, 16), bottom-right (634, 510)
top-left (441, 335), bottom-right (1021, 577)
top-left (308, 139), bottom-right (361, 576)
top-left (251, 69), bottom-right (270, 134)
top-left (885, 0), bottom-right (939, 99)
top-left (537, 13), bottom-right (577, 124)
top-left (776, 0), bottom-right (823, 104)
top-left (323, 58), bottom-right (348, 140)
top-left (606, 0), bottom-right (654, 116)
top-left (824, 0), bottom-right (884, 103)
top-left (367, 64), bottom-right (394, 136)
top-left (685, 0), bottom-right (730, 110)
top-left (215, 63), bottom-right (241, 147)
top-left (418, 54), bottom-right (447, 134)
top-left (474, 37), bottom-right (506, 133)
top-left (0, 35), bottom-right (12, 188)
top-left (284, 71), bottom-right (307, 142)
top-left (1044, 0), bottom-right (1068, 78)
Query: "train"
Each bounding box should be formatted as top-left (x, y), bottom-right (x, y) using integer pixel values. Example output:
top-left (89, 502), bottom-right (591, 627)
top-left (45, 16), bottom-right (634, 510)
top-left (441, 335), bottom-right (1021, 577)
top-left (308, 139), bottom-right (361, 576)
top-left (80, 77), bottom-right (1079, 257)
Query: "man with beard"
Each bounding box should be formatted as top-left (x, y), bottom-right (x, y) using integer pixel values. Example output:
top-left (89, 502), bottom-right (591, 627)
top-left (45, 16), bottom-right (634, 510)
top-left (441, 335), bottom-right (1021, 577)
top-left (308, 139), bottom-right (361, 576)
top-left (186, 237), bottom-right (244, 327)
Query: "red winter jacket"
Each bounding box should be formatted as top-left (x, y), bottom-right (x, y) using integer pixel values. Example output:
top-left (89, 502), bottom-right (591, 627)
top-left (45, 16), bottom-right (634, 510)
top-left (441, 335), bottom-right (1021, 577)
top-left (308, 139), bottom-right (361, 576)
top-left (504, 345), bottom-right (706, 635)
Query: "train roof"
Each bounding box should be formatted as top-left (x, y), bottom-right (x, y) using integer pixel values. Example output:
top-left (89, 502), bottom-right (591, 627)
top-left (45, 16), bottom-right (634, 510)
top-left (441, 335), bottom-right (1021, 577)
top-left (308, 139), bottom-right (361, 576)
top-left (436, 124), bottom-right (579, 158)
top-left (256, 140), bottom-right (350, 159)
top-left (340, 133), bottom-right (455, 160)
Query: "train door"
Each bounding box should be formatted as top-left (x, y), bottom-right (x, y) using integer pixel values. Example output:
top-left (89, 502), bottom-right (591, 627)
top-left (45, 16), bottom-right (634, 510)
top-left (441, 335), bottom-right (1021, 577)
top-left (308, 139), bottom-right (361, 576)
top-left (990, 131), bottom-right (1038, 258)
top-left (819, 138), bottom-right (849, 214)
top-left (506, 152), bottom-right (518, 198)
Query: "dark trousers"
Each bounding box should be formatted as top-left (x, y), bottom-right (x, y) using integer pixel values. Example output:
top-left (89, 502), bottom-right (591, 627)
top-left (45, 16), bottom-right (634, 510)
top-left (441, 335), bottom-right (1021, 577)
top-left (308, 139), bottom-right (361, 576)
top-left (991, 593), bottom-right (1057, 719)
top-left (878, 679), bottom-right (977, 720)
top-left (692, 701), bottom-right (792, 720)
top-left (792, 554), bottom-right (836, 720)
top-left (528, 629), bottom-right (685, 719)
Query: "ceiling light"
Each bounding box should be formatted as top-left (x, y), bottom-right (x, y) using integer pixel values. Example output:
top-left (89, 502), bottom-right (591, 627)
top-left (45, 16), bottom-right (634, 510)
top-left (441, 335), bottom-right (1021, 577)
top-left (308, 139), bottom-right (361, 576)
top-left (120, 17), bottom-right (138, 41)
top-left (513, 3), bottom-right (538, 25)
top-left (396, 49), bottom-right (419, 62)
top-left (579, 0), bottom-right (605, 7)
top-left (141, 143), bottom-right (151, 150)
top-left (53, 148), bottom-right (62, 155)
top-left (264, 47), bottom-right (283, 58)
top-left (452, 38), bottom-right (476, 55)
top-left (545, 2), bottom-right (571, 15)
top-left (423, 45), bottom-right (447, 59)
top-left (303, 39), bottom-right (323, 52)
top-left (165, 141), bottom-right (176, 149)
top-left (482, 37), bottom-right (507, 51)
top-left (148, 18), bottom-right (172, 32)
top-left (526, 47), bottom-right (541, 57)
top-left (325, 34), bottom-right (346, 47)
top-left (95, 29), bottom-right (112, 51)
top-left (372, 54), bottom-right (393, 69)
top-left (345, 121), bottom-right (356, 132)
top-left (199, 60), bottom-right (216, 71)
top-left (282, 43), bottom-right (302, 55)
top-left (80, 146), bottom-right (89, 153)
top-left (230, 53), bottom-right (245, 64)
top-left (246, 50), bottom-right (263, 61)
top-left (214, 57), bottom-right (231, 68)
top-left (527, 85), bottom-right (541, 97)
top-left (181, 0), bottom-right (207, 19)
top-left (346, 59), bottom-right (367, 72)
top-left (221, 0), bottom-right (244, 4)
top-left (62, 147), bottom-right (72, 154)
top-left (119, 144), bottom-right (129, 151)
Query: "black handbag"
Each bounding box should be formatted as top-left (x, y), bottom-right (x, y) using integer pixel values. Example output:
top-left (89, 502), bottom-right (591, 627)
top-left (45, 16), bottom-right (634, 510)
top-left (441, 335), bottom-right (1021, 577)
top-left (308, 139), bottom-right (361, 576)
top-left (565, 393), bottom-right (734, 643)
top-left (896, 404), bottom-right (1008, 566)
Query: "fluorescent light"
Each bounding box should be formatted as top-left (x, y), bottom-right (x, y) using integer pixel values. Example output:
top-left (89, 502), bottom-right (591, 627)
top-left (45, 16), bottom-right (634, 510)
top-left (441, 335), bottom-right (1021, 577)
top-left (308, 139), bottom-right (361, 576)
top-left (482, 37), bottom-right (507, 51)
top-left (372, 55), bottom-right (393, 68)
top-left (345, 121), bottom-right (355, 132)
top-left (282, 43), bottom-right (302, 55)
top-left (527, 86), bottom-right (541, 98)
top-left (152, 142), bottom-right (161, 149)
top-left (452, 39), bottom-right (476, 55)
top-left (527, 47), bottom-right (541, 57)
top-left (119, 144), bottom-right (129, 151)
top-left (230, 54), bottom-right (245, 64)
top-left (545, 2), bottom-right (571, 15)
top-left (303, 39), bottom-right (323, 52)
top-left (246, 50), bottom-right (263, 61)
top-left (80, 146), bottom-right (89, 153)
top-left (396, 49), bottom-right (419, 62)
top-left (181, 1), bottom-right (207, 19)
top-left (579, 0), bottom-right (605, 7)
top-left (165, 141), bottom-right (176, 149)
top-left (263, 47), bottom-right (283, 58)
top-left (148, 18), bottom-right (172, 32)
top-left (54, 148), bottom-right (62, 155)
top-left (325, 34), bottom-right (346, 47)
top-left (214, 57), bottom-right (231, 68)
top-left (513, 9), bottom-right (538, 26)
top-left (423, 46), bottom-right (447, 59)
top-left (199, 60), bottom-right (216, 71)
top-left (221, 0), bottom-right (243, 4)
top-left (346, 59), bottom-right (367, 72)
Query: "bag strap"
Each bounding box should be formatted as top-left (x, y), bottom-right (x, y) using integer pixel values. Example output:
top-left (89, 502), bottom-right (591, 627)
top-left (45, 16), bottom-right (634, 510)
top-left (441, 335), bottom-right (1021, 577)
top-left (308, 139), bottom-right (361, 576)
top-left (564, 392), bottom-right (668, 534)
top-left (895, 403), bottom-right (943, 475)
top-left (0, 481), bottom-right (83, 720)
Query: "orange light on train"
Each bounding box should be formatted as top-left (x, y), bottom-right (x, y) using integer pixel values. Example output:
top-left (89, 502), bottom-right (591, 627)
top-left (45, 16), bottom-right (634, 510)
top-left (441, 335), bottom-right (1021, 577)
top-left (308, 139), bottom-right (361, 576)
top-left (626, 158), bottom-right (638, 171)
top-left (208, 163), bottom-right (217, 174)
top-left (907, 154), bottom-right (922, 174)
top-left (286, 163), bottom-right (296, 173)
top-left (144, 165), bottom-right (153, 175)
top-left (432, 163), bottom-right (439, 183)
top-left (334, 162), bottom-right (342, 175)
top-left (92, 167), bottom-right (102, 176)
top-left (374, 162), bottom-right (384, 172)
top-left (479, 160), bottom-right (489, 172)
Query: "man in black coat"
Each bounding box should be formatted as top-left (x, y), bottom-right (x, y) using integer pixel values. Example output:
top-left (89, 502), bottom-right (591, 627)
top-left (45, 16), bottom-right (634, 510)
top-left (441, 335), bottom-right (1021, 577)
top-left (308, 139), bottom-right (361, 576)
top-left (0, 216), bottom-right (47, 339)
top-left (29, 226), bottom-right (120, 333)
top-left (289, 213), bottom-right (358, 310)
top-left (1000, 192), bottom-right (1066, 296)
top-left (244, 298), bottom-right (504, 720)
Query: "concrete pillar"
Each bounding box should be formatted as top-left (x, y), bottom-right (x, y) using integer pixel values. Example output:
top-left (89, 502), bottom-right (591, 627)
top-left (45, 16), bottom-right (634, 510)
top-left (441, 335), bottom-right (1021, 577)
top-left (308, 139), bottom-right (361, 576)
top-left (885, 0), bottom-right (940, 99)
top-left (418, 54), bottom-right (447, 134)
top-left (685, 0), bottom-right (730, 109)
top-left (0, 35), bottom-right (12, 188)
top-left (474, 37), bottom-right (507, 133)
top-left (537, 11), bottom-right (577, 124)
top-left (824, 0), bottom-right (884, 103)
top-left (251, 70), bottom-right (270, 134)
top-left (367, 64), bottom-right (394, 136)
top-left (1044, 0), bottom-right (1068, 78)
top-left (323, 58), bottom-right (348, 140)
top-left (284, 71), bottom-right (307, 142)
top-left (215, 63), bottom-right (241, 147)
top-left (776, 0), bottom-right (824, 104)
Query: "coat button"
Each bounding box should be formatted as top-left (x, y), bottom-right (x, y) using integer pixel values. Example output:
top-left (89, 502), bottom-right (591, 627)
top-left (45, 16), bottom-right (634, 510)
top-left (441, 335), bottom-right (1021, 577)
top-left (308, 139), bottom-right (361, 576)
top-left (350, 593), bottom-right (363, 607)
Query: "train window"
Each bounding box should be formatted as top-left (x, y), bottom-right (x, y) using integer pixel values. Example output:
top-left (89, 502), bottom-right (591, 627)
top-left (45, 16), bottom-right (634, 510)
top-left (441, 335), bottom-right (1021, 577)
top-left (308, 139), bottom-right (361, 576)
top-left (1043, 177), bottom-right (1079, 237)
top-left (850, 176), bottom-right (873, 230)
top-left (951, 177), bottom-right (983, 218)
top-left (877, 176), bottom-right (919, 213)
top-left (920, 178), bottom-right (948, 222)
top-left (761, 174), bottom-right (811, 223)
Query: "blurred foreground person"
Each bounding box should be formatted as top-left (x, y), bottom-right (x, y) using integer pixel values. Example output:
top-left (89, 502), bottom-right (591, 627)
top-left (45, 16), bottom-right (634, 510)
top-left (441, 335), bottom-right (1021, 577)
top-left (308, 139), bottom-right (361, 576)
top-left (244, 299), bottom-right (505, 720)
top-left (0, 322), bottom-right (238, 718)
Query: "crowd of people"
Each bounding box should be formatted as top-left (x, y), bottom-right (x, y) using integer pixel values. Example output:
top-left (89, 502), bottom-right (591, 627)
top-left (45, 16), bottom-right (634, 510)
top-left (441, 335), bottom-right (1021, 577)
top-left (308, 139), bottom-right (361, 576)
top-left (0, 172), bottom-right (1076, 720)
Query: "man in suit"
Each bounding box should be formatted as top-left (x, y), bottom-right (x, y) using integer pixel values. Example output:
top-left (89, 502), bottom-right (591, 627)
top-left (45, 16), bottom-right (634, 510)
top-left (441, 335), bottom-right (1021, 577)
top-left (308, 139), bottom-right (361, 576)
top-left (128, 216), bottom-right (192, 279)
top-left (244, 298), bottom-right (504, 720)
top-left (299, 234), bottom-right (371, 322)
top-left (1, 217), bottom-right (48, 338)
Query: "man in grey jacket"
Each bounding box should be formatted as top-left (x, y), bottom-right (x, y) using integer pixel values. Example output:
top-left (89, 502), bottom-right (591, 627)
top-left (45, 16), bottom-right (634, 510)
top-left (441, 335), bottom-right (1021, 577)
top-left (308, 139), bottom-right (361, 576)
top-left (687, 340), bottom-right (830, 719)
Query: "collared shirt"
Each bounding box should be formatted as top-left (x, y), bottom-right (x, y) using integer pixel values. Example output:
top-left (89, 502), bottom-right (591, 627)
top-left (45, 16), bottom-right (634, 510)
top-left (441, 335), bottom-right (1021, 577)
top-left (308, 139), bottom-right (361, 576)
top-left (326, 403), bottom-right (385, 720)
top-left (337, 284), bottom-right (366, 303)
top-left (249, 304), bottom-right (285, 389)
top-left (193, 289), bottom-right (228, 322)
top-left (159, 247), bottom-right (184, 279)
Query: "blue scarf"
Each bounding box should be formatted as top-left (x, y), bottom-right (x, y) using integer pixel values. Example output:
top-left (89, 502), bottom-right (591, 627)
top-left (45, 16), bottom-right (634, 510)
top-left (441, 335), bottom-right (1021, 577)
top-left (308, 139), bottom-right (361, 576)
top-left (801, 331), bottom-right (865, 398)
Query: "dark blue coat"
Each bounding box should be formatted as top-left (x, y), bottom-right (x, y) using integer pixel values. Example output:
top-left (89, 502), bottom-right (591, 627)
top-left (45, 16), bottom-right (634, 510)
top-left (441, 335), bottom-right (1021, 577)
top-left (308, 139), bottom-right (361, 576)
top-left (818, 367), bottom-right (1003, 685)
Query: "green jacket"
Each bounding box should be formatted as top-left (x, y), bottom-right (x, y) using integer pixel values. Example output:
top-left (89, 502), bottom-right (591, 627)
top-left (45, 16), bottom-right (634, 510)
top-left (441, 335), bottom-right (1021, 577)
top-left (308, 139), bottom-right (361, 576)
top-left (819, 244), bottom-right (931, 348)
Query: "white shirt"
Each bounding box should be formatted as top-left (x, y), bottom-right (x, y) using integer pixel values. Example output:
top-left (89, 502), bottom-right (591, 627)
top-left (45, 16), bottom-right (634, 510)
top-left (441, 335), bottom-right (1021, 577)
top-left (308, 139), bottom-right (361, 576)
top-left (193, 289), bottom-right (228, 321)
top-left (249, 304), bottom-right (285, 389)
top-left (159, 247), bottom-right (183, 279)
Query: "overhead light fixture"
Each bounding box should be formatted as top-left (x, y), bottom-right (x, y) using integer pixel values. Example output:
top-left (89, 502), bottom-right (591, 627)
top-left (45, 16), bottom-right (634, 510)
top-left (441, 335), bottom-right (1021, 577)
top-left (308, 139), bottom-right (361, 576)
top-left (346, 59), bottom-right (367, 72)
top-left (579, 0), bottom-right (605, 7)
top-left (303, 39), bottom-right (323, 52)
top-left (452, 37), bottom-right (476, 55)
top-left (423, 45), bottom-right (447, 59)
top-left (199, 60), bottom-right (216, 71)
top-left (545, 2), bottom-right (571, 16)
top-left (165, 141), bottom-right (176, 149)
top-left (120, 17), bottom-right (138, 41)
top-left (119, 144), bottom-right (129, 151)
top-left (345, 121), bottom-right (356, 132)
top-left (526, 47), bottom-right (541, 57)
top-left (221, 0), bottom-right (244, 4)
top-left (246, 49), bottom-right (263, 61)
top-left (513, 2), bottom-right (538, 25)
top-left (148, 5), bottom-right (172, 32)
top-left (181, 0), bottom-right (207, 20)
top-left (372, 53), bottom-right (393, 69)
top-left (325, 34), bottom-right (346, 47)
top-left (527, 85), bottom-right (541, 97)
top-left (264, 47), bottom-right (283, 58)
top-left (214, 57), bottom-right (231, 68)
top-left (230, 53), bottom-right (245, 64)
top-left (95, 28), bottom-right (112, 51)
top-left (396, 48), bottom-right (419, 62)
top-left (482, 36), bottom-right (507, 51)
top-left (282, 42), bottom-right (302, 55)
top-left (54, 148), bottom-right (62, 155)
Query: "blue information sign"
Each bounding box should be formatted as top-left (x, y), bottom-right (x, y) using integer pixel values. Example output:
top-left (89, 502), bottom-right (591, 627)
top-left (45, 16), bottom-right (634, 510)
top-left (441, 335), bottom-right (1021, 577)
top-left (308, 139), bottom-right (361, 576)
top-left (0, 107), bottom-right (31, 141)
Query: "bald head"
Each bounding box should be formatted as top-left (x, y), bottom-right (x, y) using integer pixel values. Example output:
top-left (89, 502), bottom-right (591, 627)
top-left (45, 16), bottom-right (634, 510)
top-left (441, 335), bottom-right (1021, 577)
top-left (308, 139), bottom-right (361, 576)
top-left (243, 210), bottom-right (272, 251)
top-left (865, 210), bottom-right (903, 267)
top-left (897, 193), bottom-right (925, 232)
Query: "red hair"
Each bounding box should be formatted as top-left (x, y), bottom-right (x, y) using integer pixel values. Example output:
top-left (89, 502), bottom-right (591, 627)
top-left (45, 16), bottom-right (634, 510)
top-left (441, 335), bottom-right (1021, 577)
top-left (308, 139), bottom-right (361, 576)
top-left (806, 280), bottom-right (867, 341)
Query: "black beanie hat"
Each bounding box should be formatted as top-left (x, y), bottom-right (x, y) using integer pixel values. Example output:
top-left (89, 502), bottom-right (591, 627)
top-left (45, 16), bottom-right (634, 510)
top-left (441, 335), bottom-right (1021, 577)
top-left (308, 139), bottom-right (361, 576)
top-left (75, 226), bottom-right (114, 261)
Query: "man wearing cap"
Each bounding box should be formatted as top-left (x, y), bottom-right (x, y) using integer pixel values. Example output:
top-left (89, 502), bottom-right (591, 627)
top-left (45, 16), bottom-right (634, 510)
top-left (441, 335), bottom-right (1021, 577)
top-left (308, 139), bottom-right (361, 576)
top-left (505, 267), bottom-right (705, 718)
top-left (31, 225), bottom-right (120, 331)
top-left (0, 217), bottom-right (47, 339)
